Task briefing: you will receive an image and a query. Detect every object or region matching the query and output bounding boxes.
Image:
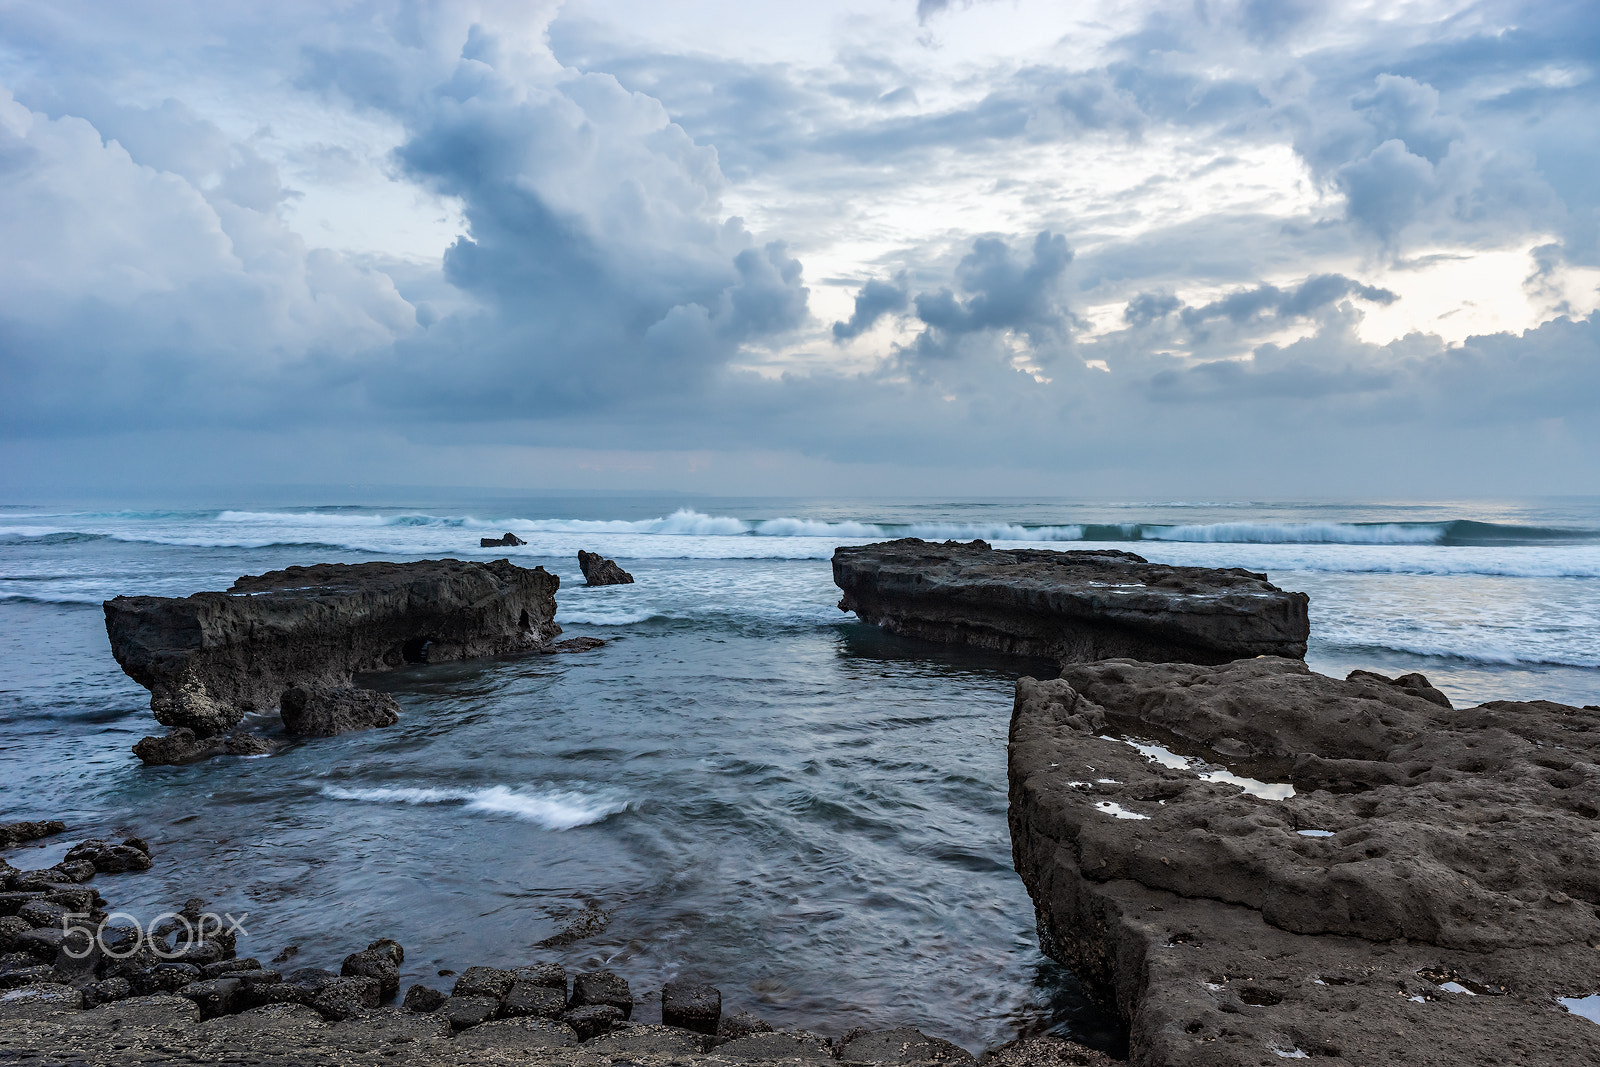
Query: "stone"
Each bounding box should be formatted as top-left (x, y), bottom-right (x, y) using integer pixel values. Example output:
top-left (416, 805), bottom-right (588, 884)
top-left (0, 965), bottom-right (56, 989)
top-left (453, 1016), bottom-right (578, 1049)
top-left (66, 993), bottom-right (199, 1030)
top-left (1008, 656), bottom-right (1600, 1067)
top-left (280, 685), bottom-right (401, 738)
top-left (0, 982), bottom-right (84, 1021)
top-left (510, 960), bottom-right (566, 991)
top-left (502, 980), bottom-right (565, 1018)
top-left (132, 963), bottom-right (203, 996)
top-left (661, 978), bottom-right (720, 1034)
top-left (835, 1026), bottom-right (974, 1065)
top-left (14, 927), bottom-right (65, 961)
top-left (200, 1002), bottom-right (326, 1035)
top-left (980, 1036), bottom-right (1120, 1067)
top-left (578, 549), bottom-right (635, 586)
top-left (480, 533), bottom-right (526, 547)
top-left (586, 1023), bottom-right (709, 1055)
top-left (363, 937), bottom-right (404, 965)
top-left (0, 893), bottom-right (43, 918)
top-left (178, 977), bottom-right (244, 1019)
top-left (715, 1009), bottom-right (774, 1043)
top-left (104, 558), bottom-right (563, 742)
top-left (560, 1003), bottom-right (623, 1040)
top-left (436, 994), bottom-right (499, 1029)
top-left (0, 821), bottom-right (65, 847)
top-left (451, 965), bottom-right (515, 1001)
top-left (341, 946), bottom-right (400, 999)
top-left (82, 978), bottom-right (131, 1006)
top-left (64, 838), bottom-right (153, 873)
top-left (833, 538), bottom-right (1308, 664)
top-left (717, 1029), bottom-right (834, 1062)
top-left (402, 983), bottom-right (447, 1013)
top-left (308, 975), bottom-right (381, 1021)
top-left (17, 899), bottom-right (69, 929)
top-left (569, 968), bottom-right (631, 1018)
top-left (200, 957), bottom-right (261, 979)
top-left (327, 1005), bottom-right (451, 1042)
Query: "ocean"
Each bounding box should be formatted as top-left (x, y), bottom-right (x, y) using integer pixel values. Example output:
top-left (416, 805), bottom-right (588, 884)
top-left (2, 494), bottom-right (1598, 1054)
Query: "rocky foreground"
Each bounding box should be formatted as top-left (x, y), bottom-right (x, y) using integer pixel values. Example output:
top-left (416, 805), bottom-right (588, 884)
top-left (832, 540), bottom-right (1307, 666)
top-left (0, 822), bottom-right (1113, 1067)
top-left (103, 559), bottom-right (600, 765)
top-left (1008, 657), bottom-right (1600, 1065)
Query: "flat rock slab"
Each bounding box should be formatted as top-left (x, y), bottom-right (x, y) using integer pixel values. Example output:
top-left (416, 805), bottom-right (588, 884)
top-left (833, 539), bottom-right (1307, 665)
top-left (1008, 656), bottom-right (1600, 1066)
top-left (105, 559), bottom-right (563, 757)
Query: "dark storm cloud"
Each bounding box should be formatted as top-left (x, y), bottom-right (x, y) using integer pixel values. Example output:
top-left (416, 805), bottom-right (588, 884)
top-left (911, 232), bottom-right (1073, 343)
top-left (1177, 274), bottom-right (1397, 329)
top-left (833, 275), bottom-right (909, 341)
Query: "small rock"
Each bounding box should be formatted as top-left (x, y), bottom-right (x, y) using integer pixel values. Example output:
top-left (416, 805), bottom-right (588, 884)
top-left (364, 937), bottom-right (404, 965)
top-left (0, 821), bottom-right (66, 847)
top-left (14, 927), bottom-right (66, 962)
top-left (569, 969), bottom-right (632, 1018)
top-left (84, 977), bottom-right (132, 1006)
top-left (132, 963), bottom-right (203, 996)
top-left (284, 967), bottom-right (341, 991)
top-left (451, 965), bottom-right (515, 1001)
top-left (64, 838), bottom-right (153, 873)
top-left (561, 1003), bottom-right (623, 1040)
top-left (201, 957), bottom-right (262, 979)
top-left (17, 899), bottom-right (70, 930)
top-left (201, 1002), bottom-right (326, 1035)
top-left (223, 733), bottom-right (277, 757)
top-left (0, 981), bottom-right (85, 1021)
top-left (716, 1009), bottom-right (774, 1043)
top-left (402, 983), bottom-right (447, 1013)
top-left (280, 685), bottom-right (400, 738)
top-left (0, 917), bottom-right (31, 953)
top-left (132, 729), bottom-right (224, 765)
top-left (436, 993), bottom-right (500, 1029)
top-left (979, 1036), bottom-right (1120, 1067)
top-left (0, 965), bottom-right (56, 990)
top-left (502, 980), bottom-right (565, 1019)
top-left (328, 1005), bottom-right (451, 1042)
top-left (0, 892), bottom-right (43, 918)
top-left (481, 533), bottom-right (527, 547)
top-left (578, 550), bottom-right (634, 586)
top-left (341, 947), bottom-right (400, 1000)
top-left (74, 993), bottom-right (200, 1030)
top-left (661, 979), bottom-right (720, 1035)
top-left (511, 961), bottom-right (566, 992)
top-left (309, 975), bottom-right (381, 1021)
top-left (179, 976), bottom-right (245, 1019)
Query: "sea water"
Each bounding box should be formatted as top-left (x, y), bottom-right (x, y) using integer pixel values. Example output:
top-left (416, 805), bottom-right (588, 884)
top-left (2, 494), bottom-right (1597, 1053)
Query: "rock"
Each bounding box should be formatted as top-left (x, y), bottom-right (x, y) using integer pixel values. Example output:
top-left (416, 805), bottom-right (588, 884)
top-left (280, 685), bottom-right (401, 738)
top-left (340, 946), bottom-right (401, 999)
top-left (833, 538), bottom-right (1308, 664)
top-left (1347, 667), bottom-right (1454, 709)
top-left (569, 968), bottom-right (632, 1018)
top-left (715, 1009), bottom-right (774, 1043)
top-left (364, 937), bottom-right (404, 964)
top-left (326, 1004), bottom-right (451, 1043)
top-left (200, 1001), bottom-right (326, 1035)
top-left (560, 1002), bottom-right (623, 1040)
top-left (436, 994), bottom-right (499, 1029)
top-left (502, 981), bottom-right (565, 1019)
top-left (451, 965), bottom-right (515, 1001)
top-left (538, 636), bottom-right (606, 654)
top-left (104, 558), bottom-right (563, 742)
top-left (660, 978), bottom-right (720, 1034)
top-left (481, 533), bottom-right (526, 547)
top-left (454, 1016), bottom-right (578, 1049)
top-left (979, 1036), bottom-right (1120, 1067)
top-left (308, 975), bottom-right (381, 1021)
top-left (717, 1029), bottom-right (834, 1062)
top-left (14, 927), bottom-right (65, 962)
top-left (0, 965), bottom-right (56, 989)
top-left (0, 821), bottom-right (66, 847)
top-left (836, 1026), bottom-right (974, 1065)
top-left (17, 899), bottom-right (70, 929)
top-left (1008, 656), bottom-right (1600, 1067)
top-left (578, 549), bottom-right (634, 586)
top-left (0, 982), bottom-right (84, 1021)
top-left (0, 894), bottom-right (41, 919)
top-left (200, 957), bottom-right (261, 979)
top-left (131, 963), bottom-right (202, 996)
top-left (178, 977), bottom-right (244, 1019)
top-left (511, 961), bottom-right (566, 991)
top-left (586, 1023), bottom-right (709, 1055)
top-left (66, 993), bottom-right (200, 1031)
top-left (82, 978), bottom-right (131, 1006)
top-left (0, 919), bottom-right (28, 952)
top-left (402, 983), bottom-right (447, 1013)
top-left (64, 838), bottom-right (153, 873)
top-left (131, 728), bottom-right (225, 765)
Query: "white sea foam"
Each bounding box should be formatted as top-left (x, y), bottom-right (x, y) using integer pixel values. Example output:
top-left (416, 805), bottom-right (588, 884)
top-left (319, 784), bottom-right (627, 829)
top-left (1146, 522), bottom-right (1444, 545)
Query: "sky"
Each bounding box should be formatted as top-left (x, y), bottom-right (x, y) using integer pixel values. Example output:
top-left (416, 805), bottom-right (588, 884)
top-left (0, 0), bottom-right (1597, 498)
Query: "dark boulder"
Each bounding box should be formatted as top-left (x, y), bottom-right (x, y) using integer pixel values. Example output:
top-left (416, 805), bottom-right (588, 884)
top-left (105, 559), bottom-right (563, 748)
top-left (715, 1008), bottom-right (773, 1044)
top-left (0, 822), bottom-right (65, 847)
top-left (64, 838), bottom-right (152, 874)
top-left (451, 966), bottom-right (515, 1001)
top-left (401, 983), bottom-right (446, 1013)
top-left (178, 977), bottom-right (244, 1019)
top-left (560, 1003), bottom-right (622, 1040)
top-left (834, 538), bottom-right (1308, 664)
top-left (308, 975), bottom-right (380, 1021)
top-left (436, 994), bottom-right (499, 1029)
top-left (502, 981), bottom-right (565, 1018)
top-left (480, 533), bottom-right (526, 547)
top-left (660, 978), bottom-right (720, 1034)
top-left (339, 946), bottom-right (400, 1000)
top-left (568, 969), bottom-right (631, 1018)
top-left (577, 550), bottom-right (634, 586)
top-left (1009, 656), bottom-right (1600, 1066)
top-left (835, 1026), bottom-right (974, 1065)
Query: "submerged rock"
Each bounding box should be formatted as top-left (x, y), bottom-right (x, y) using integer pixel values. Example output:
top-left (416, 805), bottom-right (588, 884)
top-left (833, 538), bottom-right (1307, 665)
top-left (1009, 656), bottom-right (1600, 1065)
top-left (480, 533), bottom-right (526, 547)
top-left (105, 559), bottom-right (562, 758)
top-left (0, 822), bottom-right (65, 848)
top-left (577, 550), bottom-right (634, 586)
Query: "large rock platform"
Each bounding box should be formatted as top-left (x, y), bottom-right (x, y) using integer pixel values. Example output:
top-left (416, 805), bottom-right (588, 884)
top-left (1008, 656), bottom-right (1600, 1065)
top-left (833, 540), bottom-right (1307, 665)
top-left (105, 559), bottom-right (563, 759)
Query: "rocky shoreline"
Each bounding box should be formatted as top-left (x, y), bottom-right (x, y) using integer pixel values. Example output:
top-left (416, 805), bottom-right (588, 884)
top-left (0, 821), bottom-right (1112, 1066)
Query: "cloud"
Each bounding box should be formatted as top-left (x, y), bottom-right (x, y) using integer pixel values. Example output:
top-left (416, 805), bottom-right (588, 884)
top-left (1177, 273), bottom-right (1397, 330)
top-left (909, 231), bottom-right (1074, 355)
top-left (833, 275), bottom-right (909, 341)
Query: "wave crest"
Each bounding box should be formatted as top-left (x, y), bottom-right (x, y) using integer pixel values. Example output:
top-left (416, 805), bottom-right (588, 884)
top-left (319, 784), bottom-right (627, 830)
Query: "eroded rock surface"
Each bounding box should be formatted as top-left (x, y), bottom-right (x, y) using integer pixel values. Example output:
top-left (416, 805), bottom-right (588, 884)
top-left (1009, 656), bottom-right (1600, 1065)
top-left (833, 539), bottom-right (1307, 665)
top-left (578, 549), bottom-right (634, 586)
top-left (105, 559), bottom-right (563, 760)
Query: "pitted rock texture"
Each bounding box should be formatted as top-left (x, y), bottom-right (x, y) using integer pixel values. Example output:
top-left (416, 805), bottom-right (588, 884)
top-left (104, 559), bottom-right (562, 753)
top-left (577, 550), bottom-right (634, 586)
top-left (832, 539), bottom-right (1307, 665)
top-left (1009, 656), bottom-right (1600, 1066)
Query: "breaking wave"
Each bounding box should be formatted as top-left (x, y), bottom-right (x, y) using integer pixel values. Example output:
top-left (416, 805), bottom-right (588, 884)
top-left (318, 784), bottom-right (628, 830)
